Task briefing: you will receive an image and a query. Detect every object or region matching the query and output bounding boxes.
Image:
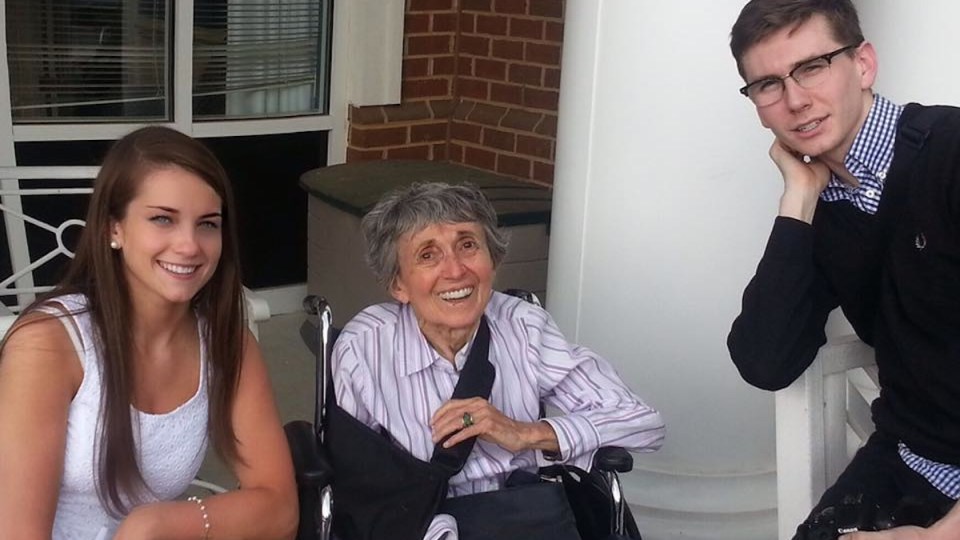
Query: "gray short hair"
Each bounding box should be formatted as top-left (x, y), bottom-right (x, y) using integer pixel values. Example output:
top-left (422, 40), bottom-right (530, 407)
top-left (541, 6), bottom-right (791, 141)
top-left (361, 182), bottom-right (509, 288)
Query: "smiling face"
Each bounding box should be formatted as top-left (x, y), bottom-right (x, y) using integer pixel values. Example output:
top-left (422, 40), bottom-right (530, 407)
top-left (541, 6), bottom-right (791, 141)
top-left (111, 165), bottom-right (223, 310)
top-left (390, 221), bottom-right (495, 352)
top-left (740, 14), bottom-right (877, 164)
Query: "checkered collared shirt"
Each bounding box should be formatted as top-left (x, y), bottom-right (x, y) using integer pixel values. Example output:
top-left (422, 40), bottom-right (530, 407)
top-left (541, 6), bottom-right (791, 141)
top-left (820, 94), bottom-right (903, 214)
top-left (822, 94), bottom-right (960, 499)
top-left (899, 443), bottom-right (960, 499)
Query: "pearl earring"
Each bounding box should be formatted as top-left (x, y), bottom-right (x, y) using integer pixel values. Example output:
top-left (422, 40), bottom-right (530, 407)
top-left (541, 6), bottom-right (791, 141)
top-left (110, 240), bottom-right (120, 250)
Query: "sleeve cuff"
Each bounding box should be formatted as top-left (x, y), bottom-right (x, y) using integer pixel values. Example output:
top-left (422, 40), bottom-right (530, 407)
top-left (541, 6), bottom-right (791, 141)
top-left (538, 415), bottom-right (601, 468)
top-left (426, 514), bottom-right (459, 540)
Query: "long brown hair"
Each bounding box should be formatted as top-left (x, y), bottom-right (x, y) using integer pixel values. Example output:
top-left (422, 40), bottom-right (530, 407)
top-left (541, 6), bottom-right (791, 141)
top-left (15, 126), bottom-right (246, 515)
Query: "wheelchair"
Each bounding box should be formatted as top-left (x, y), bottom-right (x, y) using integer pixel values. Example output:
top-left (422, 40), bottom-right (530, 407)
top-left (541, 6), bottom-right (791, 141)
top-left (284, 293), bottom-right (642, 540)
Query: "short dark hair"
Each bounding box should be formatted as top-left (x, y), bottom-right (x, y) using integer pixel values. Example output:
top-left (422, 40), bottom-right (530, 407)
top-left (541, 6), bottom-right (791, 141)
top-left (730, 0), bottom-right (864, 79)
top-left (361, 182), bottom-right (509, 289)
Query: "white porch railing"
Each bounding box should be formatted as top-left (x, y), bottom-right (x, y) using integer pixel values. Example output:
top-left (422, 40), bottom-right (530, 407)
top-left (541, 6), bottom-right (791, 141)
top-left (775, 335), bottom-right (878, 539)
top-left (0, 165), bottom-right (269, 339)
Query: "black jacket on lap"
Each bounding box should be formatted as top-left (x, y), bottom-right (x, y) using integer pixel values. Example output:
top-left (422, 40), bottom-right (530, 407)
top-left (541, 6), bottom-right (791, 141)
top-left (728, 103), bottom-right (960, 464)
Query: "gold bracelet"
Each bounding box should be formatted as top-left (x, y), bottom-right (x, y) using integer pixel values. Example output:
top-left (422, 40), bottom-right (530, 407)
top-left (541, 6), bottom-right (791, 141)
top-left (186, 496), bottom-right (211, 540)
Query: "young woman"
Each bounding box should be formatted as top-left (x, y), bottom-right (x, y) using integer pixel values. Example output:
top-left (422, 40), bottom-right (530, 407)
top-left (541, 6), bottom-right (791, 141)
top-left (0, 127), bottom-right (297, 539)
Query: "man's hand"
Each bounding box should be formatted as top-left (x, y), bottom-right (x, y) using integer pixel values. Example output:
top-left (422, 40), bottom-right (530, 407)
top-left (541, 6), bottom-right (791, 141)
top-left (841, 501), bottom-right (960, 540)
top-left (430, 397), bottom-right (559, 454)
top-left (769, 139), bottom-right (831, 224)
top-left (840, 526), bottom-right (927, 540)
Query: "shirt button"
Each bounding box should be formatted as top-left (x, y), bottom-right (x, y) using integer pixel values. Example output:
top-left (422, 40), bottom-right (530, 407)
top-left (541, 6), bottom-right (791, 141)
top-left (865, 189), bottom-right (877, 198)
top-left (877, 171), bottom-right (887, 180)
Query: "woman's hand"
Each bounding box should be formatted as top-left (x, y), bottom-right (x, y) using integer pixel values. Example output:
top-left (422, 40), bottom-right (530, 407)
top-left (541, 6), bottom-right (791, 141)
top-left (113, 505), bottom-right (162, 540)
top-left (115, 333), bottom-right (299, 540)
top-left (430, 397), bottom-right (558, 454)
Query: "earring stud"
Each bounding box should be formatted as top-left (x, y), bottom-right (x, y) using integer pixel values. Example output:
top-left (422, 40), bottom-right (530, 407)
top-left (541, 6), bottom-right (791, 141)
top-left (110, 240), bottom-right (120, 250)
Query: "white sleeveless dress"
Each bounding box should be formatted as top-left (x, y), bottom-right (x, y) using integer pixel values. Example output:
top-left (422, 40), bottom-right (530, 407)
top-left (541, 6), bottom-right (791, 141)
top-left (47, 294), bottom-right (210, 540)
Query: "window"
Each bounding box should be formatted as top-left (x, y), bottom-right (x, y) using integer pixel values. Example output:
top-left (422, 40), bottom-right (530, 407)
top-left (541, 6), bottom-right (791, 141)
top-left (0, 0), bottom-right (339, 299)
top-left (4, 0), bottom-right (332, 124)
top-left (5, 0), bottom-right (170, 122)
top-left (194, 0), bottom-right (331, 119)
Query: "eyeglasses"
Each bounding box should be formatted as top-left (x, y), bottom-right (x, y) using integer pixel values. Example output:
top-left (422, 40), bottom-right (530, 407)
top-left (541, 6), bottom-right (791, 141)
top-left (739, 43), bottom-right (862, 107)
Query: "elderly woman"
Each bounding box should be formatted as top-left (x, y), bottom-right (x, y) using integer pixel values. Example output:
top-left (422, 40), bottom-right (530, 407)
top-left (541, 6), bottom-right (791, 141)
top-left (331, 182), bottom-right (664, 540)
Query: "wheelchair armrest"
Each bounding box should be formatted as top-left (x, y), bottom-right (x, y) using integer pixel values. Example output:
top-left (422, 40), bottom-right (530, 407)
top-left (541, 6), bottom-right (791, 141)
top-left (285, 420), bottom-right (333, 487)
top-left (593, 446), bottom-right (633, 473)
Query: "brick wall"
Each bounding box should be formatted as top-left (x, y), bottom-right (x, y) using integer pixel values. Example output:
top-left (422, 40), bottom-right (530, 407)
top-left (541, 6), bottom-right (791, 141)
top-left (346, 0), bottom-right (564, 185)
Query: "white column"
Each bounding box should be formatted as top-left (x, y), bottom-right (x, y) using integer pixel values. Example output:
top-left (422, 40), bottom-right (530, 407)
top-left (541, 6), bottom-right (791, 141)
top-left (855, 1), bottom-right (960, 104)
top-left (551, 1), bottom-right (782, 538)
top-left (345, 0), bottom-right (404, 107)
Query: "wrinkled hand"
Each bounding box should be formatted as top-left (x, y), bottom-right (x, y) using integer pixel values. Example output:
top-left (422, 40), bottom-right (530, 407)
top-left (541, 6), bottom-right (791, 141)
top-left (769, 139), bottom-right (831, 224)
top-left (430, 397), bottom-right (557, 454)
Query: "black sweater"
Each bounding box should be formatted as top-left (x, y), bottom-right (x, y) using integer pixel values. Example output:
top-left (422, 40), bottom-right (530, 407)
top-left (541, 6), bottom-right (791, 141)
top-left (728, 104), bottom-right (960, 464)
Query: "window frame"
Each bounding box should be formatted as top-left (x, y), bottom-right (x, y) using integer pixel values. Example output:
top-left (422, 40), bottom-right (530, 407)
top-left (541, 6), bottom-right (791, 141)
top-left (0, 0), bottom-right (349, 307)
top-left (0, 0), bottom-right (346, 159)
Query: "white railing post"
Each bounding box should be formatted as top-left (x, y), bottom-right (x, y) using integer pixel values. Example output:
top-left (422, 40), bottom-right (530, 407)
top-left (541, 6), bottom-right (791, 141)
top-left (0, 1), bottom-right (35, 309)
top-left (775, 335), bottom-right (877, 539)
top-left (775, 359), bottom-right (826, 540)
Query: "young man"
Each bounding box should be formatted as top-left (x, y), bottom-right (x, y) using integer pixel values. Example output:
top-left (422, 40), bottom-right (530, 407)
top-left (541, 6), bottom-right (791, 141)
top-left (727, 0), bottom-right (960, 538)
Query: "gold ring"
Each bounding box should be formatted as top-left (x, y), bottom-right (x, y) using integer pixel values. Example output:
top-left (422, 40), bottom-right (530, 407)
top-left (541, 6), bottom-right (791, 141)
top-left (462, 412), bottom-right (474, 428)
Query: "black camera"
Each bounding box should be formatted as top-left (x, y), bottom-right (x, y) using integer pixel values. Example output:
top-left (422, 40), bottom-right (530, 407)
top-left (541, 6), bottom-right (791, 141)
top-left (795, 494), bottom-right (941, 540)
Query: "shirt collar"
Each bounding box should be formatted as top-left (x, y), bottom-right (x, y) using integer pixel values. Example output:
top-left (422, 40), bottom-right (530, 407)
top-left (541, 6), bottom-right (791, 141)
top-left (825, 93), bottom-right (903, 190)
top-left (398, 302), bottom-right (482, 376)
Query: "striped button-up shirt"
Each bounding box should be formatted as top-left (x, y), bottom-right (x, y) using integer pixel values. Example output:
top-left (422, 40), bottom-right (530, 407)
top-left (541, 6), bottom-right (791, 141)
top-left (820, 93), bottom-right (903, 214)
top-left (332, 291), bottom-right (665, 539)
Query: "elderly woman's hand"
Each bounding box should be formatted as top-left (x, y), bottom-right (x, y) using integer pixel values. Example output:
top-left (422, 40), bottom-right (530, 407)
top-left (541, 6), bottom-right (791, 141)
top-left (431, 397), bottom-right (560, 454)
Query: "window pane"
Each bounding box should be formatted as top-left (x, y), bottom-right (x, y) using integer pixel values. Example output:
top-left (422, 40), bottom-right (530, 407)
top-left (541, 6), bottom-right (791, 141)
top-left (200, 131), bottom-right (327, 286)
top-left (193, 0), bottom-right (332, 120)
top-left (5, 1), bottom-right (170, 123)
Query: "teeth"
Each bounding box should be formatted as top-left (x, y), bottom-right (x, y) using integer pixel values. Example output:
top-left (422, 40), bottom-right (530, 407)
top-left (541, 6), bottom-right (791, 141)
top-left (159, 261), bottom-right (198, 275)
top-left (797, 120), bottom-right (821, 132)
top-left (439, 287), bottom-right (473, 300)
